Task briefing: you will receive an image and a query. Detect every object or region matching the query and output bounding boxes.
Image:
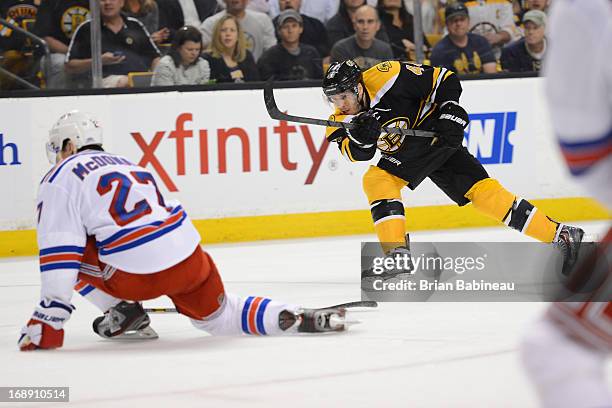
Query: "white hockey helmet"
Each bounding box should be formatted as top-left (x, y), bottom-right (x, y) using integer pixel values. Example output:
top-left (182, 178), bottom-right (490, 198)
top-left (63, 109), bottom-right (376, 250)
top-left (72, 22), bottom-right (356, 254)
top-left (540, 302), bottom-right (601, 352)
top-left (46, 110), bottom-right (103, 164)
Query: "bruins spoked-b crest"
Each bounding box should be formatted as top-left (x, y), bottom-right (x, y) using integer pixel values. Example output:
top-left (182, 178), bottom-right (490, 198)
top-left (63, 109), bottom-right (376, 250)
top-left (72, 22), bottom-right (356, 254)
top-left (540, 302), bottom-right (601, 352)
top-left (62, 6), bottom-right (89, 39)
top-left (376, 117), bottom-right (411, 153)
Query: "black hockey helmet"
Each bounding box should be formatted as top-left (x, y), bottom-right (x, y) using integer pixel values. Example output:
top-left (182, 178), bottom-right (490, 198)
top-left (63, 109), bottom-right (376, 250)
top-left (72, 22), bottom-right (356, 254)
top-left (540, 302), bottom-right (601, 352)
top-left (322, 60), bottom-right (362, 98)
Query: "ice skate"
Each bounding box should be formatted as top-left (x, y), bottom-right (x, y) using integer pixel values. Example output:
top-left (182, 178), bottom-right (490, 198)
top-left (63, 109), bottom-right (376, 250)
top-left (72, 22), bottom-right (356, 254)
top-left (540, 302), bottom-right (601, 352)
top-left (361, 244), bottom-right (414, 291)
top-left (279, 307), bottom-right (348, 333)
top-left (553, 224), bottom-right (585, 276)
top-left (93, 301), bottom-right (158, 340)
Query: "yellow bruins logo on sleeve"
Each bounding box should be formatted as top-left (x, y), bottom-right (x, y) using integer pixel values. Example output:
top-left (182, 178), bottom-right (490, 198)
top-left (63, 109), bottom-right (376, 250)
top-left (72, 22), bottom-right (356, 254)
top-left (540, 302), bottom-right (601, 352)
top-left (377, 117), bottom-right (411, 153)
top-left (376, 61), bottom-right (392, 72)
top-left (404, 63), bottom-right (424, 76)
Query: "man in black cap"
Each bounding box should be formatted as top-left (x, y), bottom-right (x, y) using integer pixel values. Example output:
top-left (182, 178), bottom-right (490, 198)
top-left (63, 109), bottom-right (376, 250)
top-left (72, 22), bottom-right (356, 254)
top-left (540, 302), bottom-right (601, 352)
top-left (430, 3), bottom-right (497, 74)
top-left (257, 9), bottom-right (323, 80)
top-left (272, 0), bottom-right (329, 57)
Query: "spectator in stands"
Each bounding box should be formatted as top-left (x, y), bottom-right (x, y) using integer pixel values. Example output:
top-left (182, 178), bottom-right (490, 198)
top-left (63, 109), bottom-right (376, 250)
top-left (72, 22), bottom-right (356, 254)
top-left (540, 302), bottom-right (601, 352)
top-left (157, 0), bottom-right (220, 41)
top-left (515, 0), bottom-right (549, 30)
top-left (300, 0), bottom-right (340, 24)
top-left (330, 4), bottom-right (393, 69)
top-left (151, 25), bottom-right (210, 85)
top-left (65, 0), bottom-right (161, 88)
top-left (203, 14), bottom-right (259, 82)
top-left (376, 0), bottom-right (429, 59)
top-left (404, 0), bottom-right (441, 35)
top-left (0, 0), bottom-right (38, 52)
top-left (123, 0), bottom-right (171, 44)
top-left (0, 0), bottom-right (39, 89)
top-left (123, 0), bottom-right (157, 34)
top-left (272, 0), bottom-right (329, 57)
top-left (500, 10), bottom-right (546, 73)
top-left (270, 0), bottom-right (340, 24)
top-left (246, 0), bottom-right (272, 13)
top-left (32, 0), bottom-right (90, 89)
top-left (258, 9), bottom-right (322, 80)
top-left (464, 0), bottom-right (519, 57)
top-left (525, 0), bottom-right (549, 13)
top-left (430, 3), bottom-right (496, 74)
top-left (326, 0), bottom-right (388, 49)
top-left (0, 0), bottom-right (38, 29)
top-left (200, 0), bottom-right (276, 61)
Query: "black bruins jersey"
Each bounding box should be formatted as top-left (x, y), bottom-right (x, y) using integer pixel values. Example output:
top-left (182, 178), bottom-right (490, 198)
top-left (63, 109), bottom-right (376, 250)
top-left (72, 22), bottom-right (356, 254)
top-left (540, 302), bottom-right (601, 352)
top-left (32, 0), bottom-right (89, 46)
top-left (0, 0), bottom-right (38, 50)
top-left (1, 0), bottom-right (38, 25)
top-left (326, 60), bottom-right (466, 189)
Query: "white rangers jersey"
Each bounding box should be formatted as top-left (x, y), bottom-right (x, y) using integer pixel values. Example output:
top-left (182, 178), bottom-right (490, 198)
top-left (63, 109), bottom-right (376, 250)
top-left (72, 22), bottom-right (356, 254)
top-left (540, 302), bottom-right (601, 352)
top-left (544, 0), bottom-right (612, 208)
top-left (36, 149), bottom-right (201, 305)
top-left (544, 0), bottom-right (611, 353)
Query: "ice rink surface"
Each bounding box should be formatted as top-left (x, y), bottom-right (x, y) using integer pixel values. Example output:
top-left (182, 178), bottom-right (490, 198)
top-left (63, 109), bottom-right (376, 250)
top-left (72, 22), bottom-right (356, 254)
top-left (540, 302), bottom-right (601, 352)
top-left (1, 222), bottom-right (610, 408)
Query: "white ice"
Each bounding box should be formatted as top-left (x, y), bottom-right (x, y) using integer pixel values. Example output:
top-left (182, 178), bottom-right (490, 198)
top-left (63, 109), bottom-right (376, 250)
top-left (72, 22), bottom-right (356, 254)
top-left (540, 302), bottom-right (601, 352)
top-left (1, 222), bottom-right (610, 407)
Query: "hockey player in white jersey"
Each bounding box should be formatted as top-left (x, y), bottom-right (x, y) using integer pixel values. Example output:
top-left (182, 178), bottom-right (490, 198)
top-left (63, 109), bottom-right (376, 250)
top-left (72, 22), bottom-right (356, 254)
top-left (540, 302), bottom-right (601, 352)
top-left (18, 111), bottom-right (351, 351)
top-left (520, 0), bottom-right (612, 407)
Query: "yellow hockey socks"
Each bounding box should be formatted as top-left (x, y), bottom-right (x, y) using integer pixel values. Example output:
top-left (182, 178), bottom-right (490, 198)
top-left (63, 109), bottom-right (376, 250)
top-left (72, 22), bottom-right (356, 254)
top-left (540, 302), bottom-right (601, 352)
top-left (363, 166), bottom-right (409, 252)
top-left (465, 178), bottom-right (557, 243)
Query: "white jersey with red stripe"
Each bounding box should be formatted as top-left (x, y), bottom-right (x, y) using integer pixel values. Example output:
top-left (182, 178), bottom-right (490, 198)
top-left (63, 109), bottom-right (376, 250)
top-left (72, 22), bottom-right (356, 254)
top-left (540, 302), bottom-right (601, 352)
top-left (548, 301), bottom-right (612, 352)
top-left (544, 0), bottom-right (612, 207)
top-left (548, 226), bottom-right (612, 352)
top-left (37, 149), bottom-right (201, 305)
top-left (544, 0), bottom-right (611, 351)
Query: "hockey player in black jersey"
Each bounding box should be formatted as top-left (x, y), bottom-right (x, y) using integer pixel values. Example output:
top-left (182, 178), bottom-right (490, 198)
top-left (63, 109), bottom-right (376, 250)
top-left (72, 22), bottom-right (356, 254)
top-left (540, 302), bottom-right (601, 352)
top-left (323, 59), bottom-right (584, 278)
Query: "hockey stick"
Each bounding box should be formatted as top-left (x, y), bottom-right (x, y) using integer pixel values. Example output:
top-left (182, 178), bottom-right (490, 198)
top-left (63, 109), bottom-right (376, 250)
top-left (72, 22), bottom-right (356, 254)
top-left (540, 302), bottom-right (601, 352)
top-left (143, 300), bottom-right (377, 314)
top-left (328, 300), bottom-right (378, 309)
top-left (263, 79), bottom-right (436, 138)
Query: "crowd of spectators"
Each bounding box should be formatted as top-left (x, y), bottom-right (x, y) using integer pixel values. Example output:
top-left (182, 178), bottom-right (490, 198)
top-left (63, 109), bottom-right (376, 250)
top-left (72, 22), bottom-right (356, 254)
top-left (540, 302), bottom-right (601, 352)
top-left (0, 0), bottom-right (552, 90)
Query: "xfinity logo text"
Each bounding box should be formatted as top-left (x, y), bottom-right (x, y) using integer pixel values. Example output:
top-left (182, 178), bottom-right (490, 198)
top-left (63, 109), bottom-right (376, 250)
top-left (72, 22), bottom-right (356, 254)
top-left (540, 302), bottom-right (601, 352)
top-left (130, 113), bottom-right (329, 192)
top-left (464, 112), bottom-right (516, 164)
top-left (0, 133), bottom-right (21, 166)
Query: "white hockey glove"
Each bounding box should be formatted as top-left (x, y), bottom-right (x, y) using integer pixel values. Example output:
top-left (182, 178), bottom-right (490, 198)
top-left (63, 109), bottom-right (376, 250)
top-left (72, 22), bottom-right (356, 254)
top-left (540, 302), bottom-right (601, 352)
top-left (18, 299), bottom-right (74, 351)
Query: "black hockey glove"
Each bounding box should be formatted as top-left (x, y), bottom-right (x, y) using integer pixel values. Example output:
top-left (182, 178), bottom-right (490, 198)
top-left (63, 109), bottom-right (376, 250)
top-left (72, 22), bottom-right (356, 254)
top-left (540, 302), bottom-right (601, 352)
top-left (348, 110), bottom-right (381, 145)
top-left (432, 102), bottom-right (469, 148)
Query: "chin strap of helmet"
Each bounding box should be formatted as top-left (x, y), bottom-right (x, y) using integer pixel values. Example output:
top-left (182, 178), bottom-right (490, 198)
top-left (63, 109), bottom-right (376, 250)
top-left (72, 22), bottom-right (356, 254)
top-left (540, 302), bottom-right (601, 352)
top-left (77, 144), bottom-right (104, 153)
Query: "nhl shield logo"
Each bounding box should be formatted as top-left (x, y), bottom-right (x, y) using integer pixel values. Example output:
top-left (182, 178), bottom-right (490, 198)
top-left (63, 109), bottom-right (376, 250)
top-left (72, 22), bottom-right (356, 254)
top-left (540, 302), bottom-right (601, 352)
top-left (377, 118), bottom-right (410, 153)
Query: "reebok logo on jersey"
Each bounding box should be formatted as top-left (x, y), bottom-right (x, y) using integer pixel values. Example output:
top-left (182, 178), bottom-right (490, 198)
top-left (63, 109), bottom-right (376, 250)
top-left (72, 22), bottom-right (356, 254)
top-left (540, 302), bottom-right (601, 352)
top-left (439, 114), bottom-right (467, 127)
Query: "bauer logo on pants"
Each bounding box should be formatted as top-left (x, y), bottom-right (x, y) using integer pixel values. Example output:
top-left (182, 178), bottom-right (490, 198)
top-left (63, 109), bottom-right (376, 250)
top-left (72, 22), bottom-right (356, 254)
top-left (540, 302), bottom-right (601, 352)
top-left (464, 112), bottom-right (517, 164)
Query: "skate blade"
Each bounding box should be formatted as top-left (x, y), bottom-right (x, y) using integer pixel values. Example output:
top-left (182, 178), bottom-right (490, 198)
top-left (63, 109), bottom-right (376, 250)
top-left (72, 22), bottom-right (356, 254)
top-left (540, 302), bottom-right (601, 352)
top-left (328, 310), bottom-right (365, 332)
top-left (342, 319), bottom-right (362, 328)
top-left (110, 326), bottom-right (159, 340)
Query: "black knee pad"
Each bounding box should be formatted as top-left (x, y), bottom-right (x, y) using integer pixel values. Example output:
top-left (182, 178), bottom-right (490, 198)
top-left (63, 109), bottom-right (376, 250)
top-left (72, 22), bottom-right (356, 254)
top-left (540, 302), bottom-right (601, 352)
top-left (504, 198), bottom-right (535, 232)
top-left (370, 199), bottom-right (405, 223)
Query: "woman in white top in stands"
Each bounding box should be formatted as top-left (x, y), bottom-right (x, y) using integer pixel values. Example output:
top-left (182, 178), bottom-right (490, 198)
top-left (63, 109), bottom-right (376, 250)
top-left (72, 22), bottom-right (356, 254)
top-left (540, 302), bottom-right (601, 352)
top-left (151, 25), bottom-right (211, 86)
